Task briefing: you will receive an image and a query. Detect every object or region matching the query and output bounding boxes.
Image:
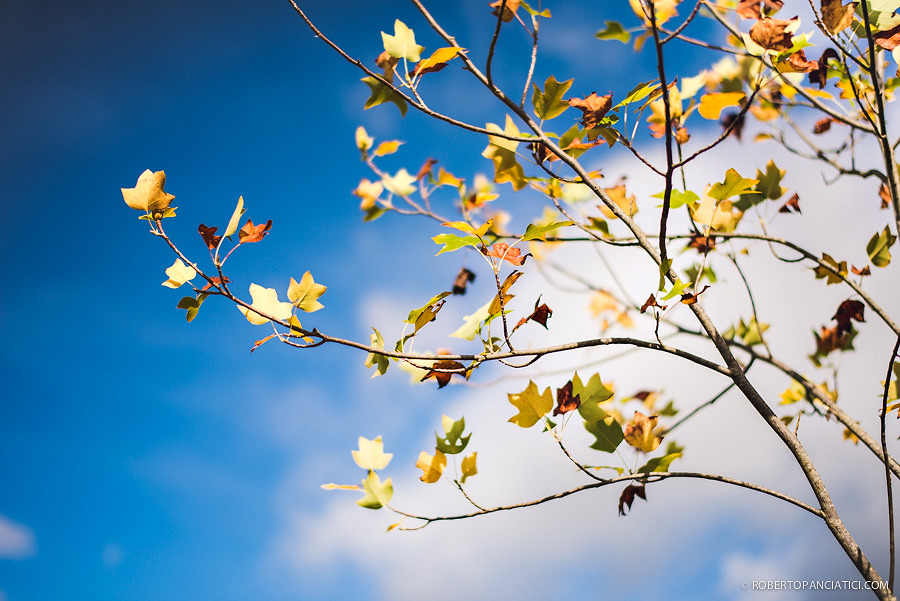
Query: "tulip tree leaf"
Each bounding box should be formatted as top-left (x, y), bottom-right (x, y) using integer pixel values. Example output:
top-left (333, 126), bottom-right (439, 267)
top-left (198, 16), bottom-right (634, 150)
top-left (357, 471), bottom-right (393, 509)
top-left (460, 452), bottom-right (478, 484)
top-left (416, 449), bottom-right (447, 483)
top-left (584, 416), bottom-right (624, 453)
top-left (532, 75), bottom-right (573, 120)
top-left (288, 271), bottom-right (327, 312)
top-left (352, 436), bottom-right (393, 471)
top-left (361, 76), bottom-right (409, 116)
top-left (508, 380), bottom-right (553, 427)
top-left (595, 20), bottom-right (631, 43)
top-left (224, 196), bottom-right (245, 238)
top-left (867, 226), bottom-right (896, 267)
top-left (637, 452), bottom-right (682, 474)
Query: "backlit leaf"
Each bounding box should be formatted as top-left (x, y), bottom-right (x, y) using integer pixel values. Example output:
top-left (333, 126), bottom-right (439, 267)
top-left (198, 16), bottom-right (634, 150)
top-left (507, 380), bottom-right (553, 427)
top-left (224, 196), bottom-right (245, 238)
top-left (532, 75), bottom-right (573, 120)
top-left (595, 20), bottom-right (631, 43)
top-left (357, 471), bottom-right (393, 509)
top-left (416, 449), bottom-right (447, 483)
top-left (288, 271), bottom-right (327, 312)
top-left (161, 259), bottom-right (196, 288)
top-left (381, 19), bottom-right (424, 62)
top-left (361, 76), bottom-right (409, 116)
top-left (624, 411), bottom-right (663, 453)
top-left (352, 435), bottom-right (393, 471)
top-left (460, 452), bottom-right (478, 484)
top-left (867, 226), bottom-right (896, 267)
top-left (239, 284), bottom-right (293, 325)
top-left (697, 92), bottom-right (745, 120)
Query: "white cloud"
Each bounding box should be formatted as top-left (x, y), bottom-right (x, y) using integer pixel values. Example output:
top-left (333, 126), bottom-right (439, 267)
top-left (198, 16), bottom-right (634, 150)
top-left (0, 514), bottom-right (36, 560)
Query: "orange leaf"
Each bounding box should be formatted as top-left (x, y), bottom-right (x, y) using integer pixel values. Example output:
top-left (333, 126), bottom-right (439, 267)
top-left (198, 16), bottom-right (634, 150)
top-left (238, 218), bottom-right (273, 243)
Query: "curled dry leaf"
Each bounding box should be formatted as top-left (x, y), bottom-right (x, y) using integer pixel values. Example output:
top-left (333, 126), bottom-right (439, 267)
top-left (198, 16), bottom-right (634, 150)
top-left (568, 92), bottom-right (613, 129)
top-left (640, 294), bottom-right (667, 314)
top-left (832, 299), bottom-right (865, 336)
top-left (822, 0), bottom-right (858, 34)
top-left (680, 284), bottom-right (710, 306)
top-left (624, 411), bottom-right (663, 453)
top-left (809, 48), bottom-right (839, 89)
top-left (515, 296), bottom-right (553, 332)
top-left (880, 183), bottom-right (892, 209)
top-left (618, 483), bottom-right (646, 516)
top-left (778, 193), bottom-right (801, 214)
top-left (749, 16), bottom-right (797, 51)
top-left (452, 267), bottom-right (476, 295)
top-left (688, 234), bottom-right (716, 253)
top-left (481, 243), bottom-right (529, 266)
top-left (553, 380), bottom-right (581, 416)
top-left (421, 360), bottom-right (466, 389)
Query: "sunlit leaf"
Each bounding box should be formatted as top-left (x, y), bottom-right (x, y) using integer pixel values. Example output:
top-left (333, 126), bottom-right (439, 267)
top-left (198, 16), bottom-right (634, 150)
top-left (352, 435), bottom-right (393, 471)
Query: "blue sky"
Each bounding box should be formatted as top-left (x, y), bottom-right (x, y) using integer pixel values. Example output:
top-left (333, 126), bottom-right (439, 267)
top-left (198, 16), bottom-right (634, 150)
top-left (2, 1), bottom-right (899, 600)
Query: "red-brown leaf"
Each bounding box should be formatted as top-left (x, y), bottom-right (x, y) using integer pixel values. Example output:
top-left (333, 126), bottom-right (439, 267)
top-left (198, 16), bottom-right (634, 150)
top-left (481, 243), bottom-right (529, 266)
top-left (421, 360), bottom-right (466, 389)
top-left (749, 17), bottom-right (797, 51)
top-left (553, 380), bottom-right (581, 416)
top-left (618, 484), bottom-right (647, 516)
top-left (238, 218), bottom-right (273, 243)
top-left (568, 92), bottom-right (613, 130)
top-left (198, 224), bottom-right (223, 250)
top-left (778, 193), bottom-right (801, 214)
top-left (833, 299), bottom-right (865, 336)
top-left (452, 267), bottom-right (476, 295)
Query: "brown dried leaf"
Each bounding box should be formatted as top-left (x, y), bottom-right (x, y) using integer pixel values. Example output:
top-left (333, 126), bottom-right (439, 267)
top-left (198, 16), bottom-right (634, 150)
top-left (568, 92), bottom-right (613, 129)
top-left (749, 17), bottom-right (797, 51)
top-left (688, 234), bottom-right (716, 253)
top-left (640, 294), bottom-right (667, 314)
top-left (553, 380), bottom-right (581, 416)
top-left (809, 48), bottom-right (839, 89)
top-left (852, 265), bottom-right (871, 276)
top-left (821, 0), bottom-right (857, 34)
top-left (875, 24), bottom-right (900, 51)
top-left (778, 193), bottom-right (801, 214)
top-left (618, 484), bottom-right (647, 516)
top-left (452, 267), bottom-right (476, 295)
top-left (832, 299), bottom-right (865, 336)
top-left (421, 360), bottom-right (466, 389)
top-left (198, 224), bottom-right (222, 250)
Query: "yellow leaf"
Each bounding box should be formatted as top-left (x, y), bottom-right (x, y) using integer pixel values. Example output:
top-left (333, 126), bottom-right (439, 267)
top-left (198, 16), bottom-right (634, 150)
top-left (238, 284), bottom-right (293, 325)
top-left (599, 185), bottom-right (637, 219)
top-left (161, 259), bottom-right (196, 288)
top-left (690, 186), bottom-right (744, 232)
top-left (321, 483), bottom-right (362, 491)
top-left (697, 92), bottom-right (745, 120)
top-left (355, 126), bottom-right (374, 151)
top-left (373, 140), bottom-right (403, 157)
top-left (507, 380), bottom-right (553, 428)
top-left (416, 449), bottom-right (447, 483)
top-left (352, 435), bottom-right (393, 471)
top-left (287, 271), bottom-right (327, 312)
top-left (122, 169), bottom-right (175, 212)
top-left (436, 167), bottom-right (464, 187)
top-left (623, 411), bottom-right (663, 453)
top-left (589, 290), bottom-right (619, 318)
top-left (414, 46), bottom-right (464, 74)
top-left (441, 219), bottom-right (493, 238)
top-left (460, 452), bottom-right (478, 484)
top-left (353, 179), bottom-right (384, 210)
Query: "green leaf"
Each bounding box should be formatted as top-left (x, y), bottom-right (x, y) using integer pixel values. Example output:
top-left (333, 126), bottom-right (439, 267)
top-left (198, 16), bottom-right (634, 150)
top-left (708, 168), bottom-right (759, 201)
top-left (573, 372), bottom-right (614, 422)
top-left (176, 293), bottom-right (207, 322)
top-left (288, 271), bottom-right (327, 312)
top-left (813, 253), bottom-right (848, 284)
top-left (522, 220), bottom-right (574, 241)
top-left (435, 415), bottom-right (471, 454)
top-left (357, 471), bottom-right (393, 509)
top-left (531, 75), bottom-right (573, 120)
top-left (507, 380), bottom-right (553, 428)
top-left (224, 196), bottom-right (245, 238)
top-left (381, 19), bottom-right (424, 62)
top-left (651, 189), bottom-right (699, 209)
top-left (614, 79), bottom-right (659, 109)
top-left (405, 292), bottom-right (452, 333)
top-left (520, 0), bottom-right (551, 17)
top-left (755, 160), bottom-right (786, 200)
top-left (364, 328), bottom-right (389, 377)
top-left (867, 226), bottom-right (896, 267)
top-left (432, 232), bottom-right (480, 255)
top-left (595, 20), bottom-right (630, 43)
top-left (584, 416), bottom-right (624, 453)
top-left (637, 452), bottom-right (682, 474)
top-left (661, 280), bottom-right (690, 301)
top-left (361, 76), bottom-right (408, 116)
